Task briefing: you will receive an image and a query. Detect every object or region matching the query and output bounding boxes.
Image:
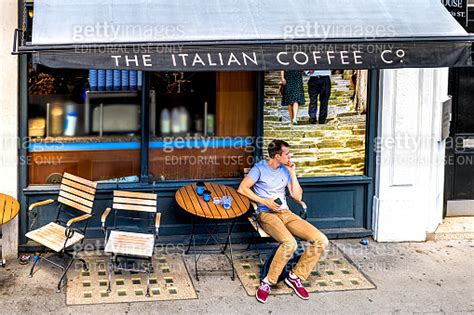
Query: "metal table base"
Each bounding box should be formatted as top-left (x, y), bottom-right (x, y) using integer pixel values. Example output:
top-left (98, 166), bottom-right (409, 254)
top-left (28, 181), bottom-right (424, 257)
top-left (185, 217), bottom-right (237, 281)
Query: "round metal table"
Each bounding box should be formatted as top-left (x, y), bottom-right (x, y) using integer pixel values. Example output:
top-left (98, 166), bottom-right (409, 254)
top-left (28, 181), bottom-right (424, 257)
top-left (0, 193), bottom-right (20, 267)
top-left (176, 183), bottom-right (250, 220)
top-left (175, 183), bottom-right (250, 280)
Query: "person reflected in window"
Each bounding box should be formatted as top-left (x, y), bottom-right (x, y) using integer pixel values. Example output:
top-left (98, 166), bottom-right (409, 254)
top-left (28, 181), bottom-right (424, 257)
top-left (280, 71), bottom-right (305, 125)
top-left (238, 139), bottom-right (328, 303)
top-left (304, 70), bottom-right (331, 124)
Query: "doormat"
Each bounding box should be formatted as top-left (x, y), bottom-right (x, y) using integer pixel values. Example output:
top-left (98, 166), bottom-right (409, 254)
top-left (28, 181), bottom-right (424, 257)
top-left (235, 243), bottom-right (376, 296)
top-left (66, 254), bottom-right (197, 305)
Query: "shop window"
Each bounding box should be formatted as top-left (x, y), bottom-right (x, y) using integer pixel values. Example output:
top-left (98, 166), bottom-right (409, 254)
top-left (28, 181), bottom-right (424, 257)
top-left (467, 4), bottom-right (474, 33)
top-left (27, 62), bottom-right (142, 184)
top-left (263, 70), bottom-right (368, 177)
top-left (148, 71), bottom-right (256, 181)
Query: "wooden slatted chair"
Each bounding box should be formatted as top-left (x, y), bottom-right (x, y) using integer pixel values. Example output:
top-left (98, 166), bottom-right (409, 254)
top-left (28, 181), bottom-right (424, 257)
top-left (247, 198), bottom-right (308, 264)
top-left (248, 198), bottom-right (308, 236)
top-left (242, 167), bottom-right (310, 263)
top-left (243, 167), bottom-right (308, 247)
top-left (101, 190), bottom-right (161, 297)
top-left (25, 173), bottom-right (98, 292)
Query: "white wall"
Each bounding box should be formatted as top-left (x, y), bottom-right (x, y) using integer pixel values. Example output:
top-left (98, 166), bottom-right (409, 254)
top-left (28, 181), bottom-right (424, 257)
top-left (0, 0), bottom-right (18, 196)
top-left (0, 0), bottom-right (19, 258)
top-left (373, 68), bottom-right (448, 242)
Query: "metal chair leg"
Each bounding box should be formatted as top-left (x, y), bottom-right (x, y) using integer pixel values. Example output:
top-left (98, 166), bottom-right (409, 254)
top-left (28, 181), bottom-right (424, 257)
top-left (245, 222), bottom-right (265, 266)
top-left (107, 257), bottom-right (113, 293)
top-left (246, 240), bottom-right (252, 250)
top-left (254, 238), bottom-right (265, 266)
top-left (78, 258), bottom-right (88, 271)
top-left (57, 253), bottom-right (75, 293)
top-left (146, 264), bottom-right (151, 297)
top-left (28, 250), bottom-right (44, 278)
top-left (222, 219), bottom-right (236, 253)
top-left (225, 221), bottom-right (235, 281)
top-left (186, 220), bottom-right (196, 255)
top-left (193, 232), bottom-right (199, 281)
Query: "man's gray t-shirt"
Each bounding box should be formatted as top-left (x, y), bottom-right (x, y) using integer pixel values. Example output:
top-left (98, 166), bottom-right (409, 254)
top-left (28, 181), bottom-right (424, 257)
top-left (247, 160), bottom-right (291, 214)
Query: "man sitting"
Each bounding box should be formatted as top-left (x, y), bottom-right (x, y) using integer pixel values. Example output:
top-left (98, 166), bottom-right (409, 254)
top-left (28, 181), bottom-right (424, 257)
top-left (238, 139), bottom-right (328, 303)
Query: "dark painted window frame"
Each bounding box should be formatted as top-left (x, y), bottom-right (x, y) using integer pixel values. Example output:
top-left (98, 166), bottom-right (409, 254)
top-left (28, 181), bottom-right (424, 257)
top-left (18, 68), bottom-right (378, 241)
top-left (17, 2), bottom-right (378, 242)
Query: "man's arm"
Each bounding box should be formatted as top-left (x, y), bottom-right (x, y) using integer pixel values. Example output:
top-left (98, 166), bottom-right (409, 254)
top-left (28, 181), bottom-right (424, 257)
top-left (286, 164), bottom-right (303, 201)
top-left (238, 176), bottom-right (280, 211)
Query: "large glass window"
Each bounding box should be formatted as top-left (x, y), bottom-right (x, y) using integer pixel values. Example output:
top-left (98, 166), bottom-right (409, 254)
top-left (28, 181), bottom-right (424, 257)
top-left (263, 70), bottom-right (368, 177)
top-left (148, 71), bottom-right (257, 181)
top-left (27, 63), bottom-right (142, 184)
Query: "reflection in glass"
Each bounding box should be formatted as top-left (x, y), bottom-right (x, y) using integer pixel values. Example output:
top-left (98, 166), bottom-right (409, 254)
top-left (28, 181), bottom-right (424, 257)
top-left (264, 70), bottom-right (368, 177)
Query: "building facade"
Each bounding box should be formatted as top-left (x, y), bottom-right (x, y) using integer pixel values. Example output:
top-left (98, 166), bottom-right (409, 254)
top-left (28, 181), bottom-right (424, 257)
top-left (0, 0), bottom-right (19, 258)
top-left (374, 68), bottom-right (449, 241)
top-left (0, 1), bottom-right (471, 259)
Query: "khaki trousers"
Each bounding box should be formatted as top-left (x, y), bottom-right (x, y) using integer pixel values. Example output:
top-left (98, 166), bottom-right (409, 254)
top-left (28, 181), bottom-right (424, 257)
top-left (258, 209), bottom-right (328, 284)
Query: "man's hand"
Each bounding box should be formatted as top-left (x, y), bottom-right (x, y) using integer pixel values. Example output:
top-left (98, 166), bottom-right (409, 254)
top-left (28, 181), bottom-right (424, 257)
top-left (286, 161), bottom-right (303, 201)
top-left (281, 78), bottom-right (287, 85)
top-left (284, 162), bottom-right (296, 174)
top-left (262, 198), bottom-right (281, 211)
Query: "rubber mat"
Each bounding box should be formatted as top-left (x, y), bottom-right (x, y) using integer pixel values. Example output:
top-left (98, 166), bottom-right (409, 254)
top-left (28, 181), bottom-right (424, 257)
top-left (66, 254), bottom-right (197, 305)
top-left (235, 243), bottom-right (376, 296)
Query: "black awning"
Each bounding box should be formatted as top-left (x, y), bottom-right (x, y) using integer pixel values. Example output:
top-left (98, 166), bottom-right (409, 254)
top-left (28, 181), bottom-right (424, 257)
top-left (15, 0), bottom-right (473, 71)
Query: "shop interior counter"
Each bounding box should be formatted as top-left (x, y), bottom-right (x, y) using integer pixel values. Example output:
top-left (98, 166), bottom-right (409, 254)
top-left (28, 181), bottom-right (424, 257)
top-left (27, 136), bottom-right (254, 184)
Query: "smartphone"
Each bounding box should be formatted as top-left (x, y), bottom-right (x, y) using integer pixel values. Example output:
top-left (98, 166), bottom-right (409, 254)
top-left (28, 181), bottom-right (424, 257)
top-left (274, 198), bottom-right (282, 206)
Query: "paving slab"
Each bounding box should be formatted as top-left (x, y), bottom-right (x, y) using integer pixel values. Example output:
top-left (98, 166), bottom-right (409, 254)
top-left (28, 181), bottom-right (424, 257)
top-left (0, 239), bottom-right (472, 314)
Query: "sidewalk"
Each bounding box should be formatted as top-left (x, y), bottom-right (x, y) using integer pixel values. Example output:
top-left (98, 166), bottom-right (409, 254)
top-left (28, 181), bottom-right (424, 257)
top-left (0, 239), bottom-right (472, 314)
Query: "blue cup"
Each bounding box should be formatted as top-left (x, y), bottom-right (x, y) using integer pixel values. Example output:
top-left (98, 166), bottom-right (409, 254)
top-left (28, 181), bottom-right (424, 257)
top-left (105, 70), bottom-right (113, 91)
top-left (113, 70), bottom-right (121, 91)
top-left (129, 70), bottom-right (137, 90)
top-left (222, 196), bottom-right (232, 210)
top-left (203, 190), bottom-right (211, 202)
top-left (97, 70), bottom-right (106, 91)
top-left (137, 71), bottom-right (143, 90)
top-left (196, 182), bottom-right (205, 195)
top-left (121, 70), bottom-right (129, 90)
top-left (88, 69), bottom-right (98, 91)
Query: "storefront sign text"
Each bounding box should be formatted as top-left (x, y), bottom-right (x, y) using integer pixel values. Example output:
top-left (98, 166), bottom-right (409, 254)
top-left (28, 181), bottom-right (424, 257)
top-left (35, 41), bottom-right (472, 71)
top-left (107, 48), bottom-right (407, 69)
top-left (442, 0), bottom-right (468, 27)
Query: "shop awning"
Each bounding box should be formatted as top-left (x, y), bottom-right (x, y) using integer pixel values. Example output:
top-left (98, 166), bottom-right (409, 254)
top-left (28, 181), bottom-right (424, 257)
top-left (15, 0), bottom-right (473, 71)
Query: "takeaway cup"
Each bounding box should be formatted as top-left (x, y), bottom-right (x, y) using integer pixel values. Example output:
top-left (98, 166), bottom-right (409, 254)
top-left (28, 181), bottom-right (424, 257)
top-left (196, 182), bottom-right (205, 195)
top-left (203, 190), bottom-right (211, 202)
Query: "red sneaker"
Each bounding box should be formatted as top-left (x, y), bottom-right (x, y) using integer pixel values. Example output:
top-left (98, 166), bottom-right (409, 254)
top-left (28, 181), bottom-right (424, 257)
top-left (285, 275), bottom-right (310, 300)
top-left (255, 280), bottom-right (271, 303)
